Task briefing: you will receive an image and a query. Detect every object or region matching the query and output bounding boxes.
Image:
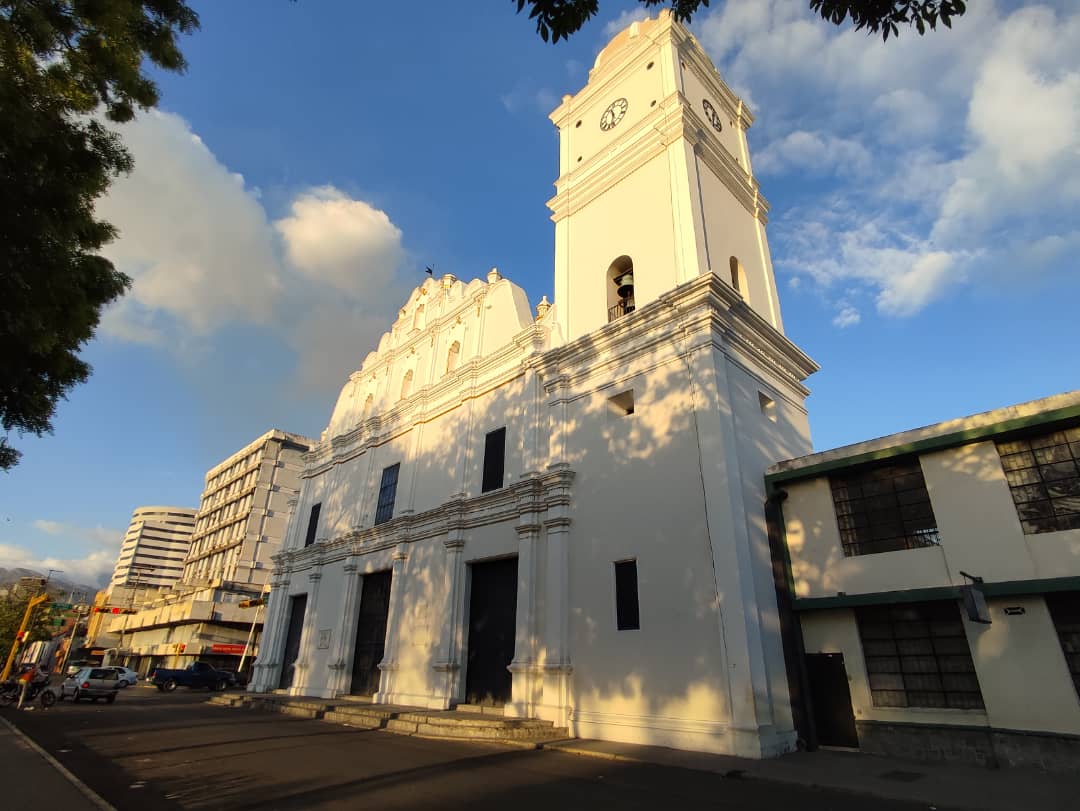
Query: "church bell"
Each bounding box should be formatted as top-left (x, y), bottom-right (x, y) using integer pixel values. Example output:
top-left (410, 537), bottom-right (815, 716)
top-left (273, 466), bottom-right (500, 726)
top-left (615, 271), bottom-right (635, 300)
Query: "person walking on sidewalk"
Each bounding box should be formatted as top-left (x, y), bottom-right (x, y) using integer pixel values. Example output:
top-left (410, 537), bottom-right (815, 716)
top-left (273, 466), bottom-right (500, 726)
top-left (16, 664), bottom-right (39, 710)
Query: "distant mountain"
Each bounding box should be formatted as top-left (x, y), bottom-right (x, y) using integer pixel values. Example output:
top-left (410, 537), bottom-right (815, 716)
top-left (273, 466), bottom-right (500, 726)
top-left (0, 567), bottom-right (99, 602)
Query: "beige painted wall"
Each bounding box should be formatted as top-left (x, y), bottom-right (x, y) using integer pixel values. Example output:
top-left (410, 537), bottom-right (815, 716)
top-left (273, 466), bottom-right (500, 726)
top-left (800, 597), bottom-right (1080, 735)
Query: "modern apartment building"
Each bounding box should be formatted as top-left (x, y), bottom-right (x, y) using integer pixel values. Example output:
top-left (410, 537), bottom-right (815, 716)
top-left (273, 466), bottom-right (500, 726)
top-left (107, 429), bottom-right (314, 675)
top-left (181, 429), bottom-right (315, 589)
top-left (110, 506), bottom-right (197, 590)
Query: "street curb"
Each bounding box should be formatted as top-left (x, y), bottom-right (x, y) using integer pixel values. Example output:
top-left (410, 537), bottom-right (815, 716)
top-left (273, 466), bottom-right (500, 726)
top-left (0, 714), bottom-right (117, 811)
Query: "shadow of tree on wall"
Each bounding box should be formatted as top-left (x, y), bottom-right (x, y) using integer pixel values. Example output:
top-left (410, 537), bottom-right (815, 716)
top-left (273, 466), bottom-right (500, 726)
top-left (266, 274), bottom-right (816, 747)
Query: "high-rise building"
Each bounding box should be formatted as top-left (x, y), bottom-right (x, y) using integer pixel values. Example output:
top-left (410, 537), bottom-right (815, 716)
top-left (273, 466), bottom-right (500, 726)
top-left (106, 429), bottom-right (314, 676)
top-left (181, 429), bottom-right (316, 588)
top-left (110, 506), bottom-right (197, 590)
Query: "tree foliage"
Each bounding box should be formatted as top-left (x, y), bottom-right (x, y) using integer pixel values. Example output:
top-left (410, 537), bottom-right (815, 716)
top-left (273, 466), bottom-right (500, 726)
top-left (515, 0), bottom-right (967, 43)
top-left (0, 1), bottom-right (199, 469)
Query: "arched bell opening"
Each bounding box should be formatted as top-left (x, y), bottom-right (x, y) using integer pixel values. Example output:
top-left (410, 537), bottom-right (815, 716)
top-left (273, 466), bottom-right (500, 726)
top-left (606, 255), bottom-right (635, 322)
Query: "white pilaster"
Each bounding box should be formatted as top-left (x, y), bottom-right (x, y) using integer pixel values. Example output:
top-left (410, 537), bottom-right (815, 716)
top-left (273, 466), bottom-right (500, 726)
top-left (373, 542), bottom-right (409, 703)
top-left (249, 572), bottom-right (290, 692)
top-left (507, 505), bottom-right (542, 718)
top-left (431, 527), bottom-right (467, 709)
top-left (327, 560), bottom-right (361, 696)
top-left (291, 568), bottom-right (323, 696)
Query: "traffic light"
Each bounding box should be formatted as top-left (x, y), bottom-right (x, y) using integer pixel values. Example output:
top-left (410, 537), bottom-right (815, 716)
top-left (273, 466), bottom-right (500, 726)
top-left (15, 631), bottom-right (27, 642)
top-left (238, 598), bottom-right (266, 608)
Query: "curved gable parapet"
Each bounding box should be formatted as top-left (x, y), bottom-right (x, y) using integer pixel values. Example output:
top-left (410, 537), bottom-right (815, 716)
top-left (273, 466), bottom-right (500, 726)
top-left (322, 270), bottom-right (539, 441)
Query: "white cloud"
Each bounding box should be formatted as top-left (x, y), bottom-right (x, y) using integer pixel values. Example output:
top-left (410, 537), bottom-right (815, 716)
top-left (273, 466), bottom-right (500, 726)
top-left (0, 520), bottom-right (125, 587)
top-left (97, 110), bottom-right (282, 339)
top-left (32, 520), bottom-right (123, 547)
top-left (603, 8), bottom-right (650, 37)
top-left (832, 305), bottom-right (861, 328)
top-left (695, 1), bottom-right (1080, 321)
top-left (96, 110), bottom-right (411, 394)
top-left (0, 543), bottom-right (120, 589)
top-left (754, 130), bottom-right (872, 177)
top-left (276, 186), bottom-right (403, 292)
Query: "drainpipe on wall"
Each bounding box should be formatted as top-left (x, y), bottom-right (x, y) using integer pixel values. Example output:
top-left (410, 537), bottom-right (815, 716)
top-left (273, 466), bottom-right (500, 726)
top-left (764, 486), bottom-right (817, 751)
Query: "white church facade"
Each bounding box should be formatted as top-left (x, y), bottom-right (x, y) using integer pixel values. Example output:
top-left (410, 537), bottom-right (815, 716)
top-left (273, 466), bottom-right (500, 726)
top-left (249, 12), bottom-right (819, 758)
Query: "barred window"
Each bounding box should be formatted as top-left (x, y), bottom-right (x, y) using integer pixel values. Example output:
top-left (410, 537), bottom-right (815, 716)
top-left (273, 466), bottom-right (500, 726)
top-left (1046, 592), bottom-right (1080, 698)
top-left (857, 601), bottom-right (984, 710)
top-left (830, 460), bottom-right (940, 556)
top-left (374, 463), bottom-right (400, 526)
top-left (996, 427), bottom-right (1080, 534)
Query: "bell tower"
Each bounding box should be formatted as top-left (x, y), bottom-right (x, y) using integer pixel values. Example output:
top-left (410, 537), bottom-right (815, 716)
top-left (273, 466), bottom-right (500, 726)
top-left (547, 11), bottom-right (784, 343)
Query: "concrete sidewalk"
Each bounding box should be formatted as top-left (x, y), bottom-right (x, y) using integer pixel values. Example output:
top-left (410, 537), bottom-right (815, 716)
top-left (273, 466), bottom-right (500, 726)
top-left (0, 715), bottom-right (113, 809)
top-left (543, 739), bottom-right (1080, 811)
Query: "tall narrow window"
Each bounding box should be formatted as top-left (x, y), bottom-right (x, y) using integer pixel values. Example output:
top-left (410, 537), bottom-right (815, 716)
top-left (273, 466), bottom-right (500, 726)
top-left (400, 369), bottom-right (414, 401)
top-left (729, 257), bottom-right (749, 303)
top-left (606, 255), bottom-right (635, 322)
top-left (1046, 592), bottom-right (1080, 698)
top-left (303, 502), bottom-right (321, 547)
top-left (614, 559), bottom-right (640, 631)
top-left (374, 463), bottom-right (400, 526)
top-left (482, 427), bottom-right (506, 493)
top-left (446, 341), bottom-right (461, 375)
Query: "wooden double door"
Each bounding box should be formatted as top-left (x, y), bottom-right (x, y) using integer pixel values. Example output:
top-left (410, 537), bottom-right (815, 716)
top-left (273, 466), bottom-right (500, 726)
top-left (278, 594), bottom-right (307, 690)
top-left (350, 571), bottom-right (393, 696)
top-left (464, 557), bottom-right (518, 706)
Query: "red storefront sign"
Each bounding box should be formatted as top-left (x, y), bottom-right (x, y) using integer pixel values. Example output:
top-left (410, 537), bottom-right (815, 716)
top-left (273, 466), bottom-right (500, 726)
top-left (210, 644), bottom-right (247, 655)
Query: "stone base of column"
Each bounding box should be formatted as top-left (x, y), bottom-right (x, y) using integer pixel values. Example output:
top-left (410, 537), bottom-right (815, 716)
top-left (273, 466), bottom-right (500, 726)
top-left (505, 661), bottom-right (544, 719)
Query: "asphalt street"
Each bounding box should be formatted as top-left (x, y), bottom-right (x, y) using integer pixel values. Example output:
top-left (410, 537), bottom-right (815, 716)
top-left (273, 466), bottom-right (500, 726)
top-left (1, 686), bottom-right (948, 810)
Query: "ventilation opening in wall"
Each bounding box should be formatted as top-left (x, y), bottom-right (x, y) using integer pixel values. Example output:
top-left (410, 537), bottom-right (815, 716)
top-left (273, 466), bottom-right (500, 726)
top-left (608, 390), bottom-right (635, 417)
top-left (758, 391), bottom-right (777, 422)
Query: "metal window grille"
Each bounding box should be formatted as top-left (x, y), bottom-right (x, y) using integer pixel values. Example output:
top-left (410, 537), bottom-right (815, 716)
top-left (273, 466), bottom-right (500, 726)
top-left (1046, 592), bottom-right (1080, 698)
top-left (374, 464), bottom-right (400, 526)
top-left (614, 560), bottom-right (640, 631)
top-left (303, 502), bottom-right (321, 547)
top-left (829, 460), bottom-right (940, 556)
top-left (481, 428), bottom-right (506, 493)
top-left (857, 601), bottom-right (984, 710)
top-left (996, 427), bottom-right (1080, 534)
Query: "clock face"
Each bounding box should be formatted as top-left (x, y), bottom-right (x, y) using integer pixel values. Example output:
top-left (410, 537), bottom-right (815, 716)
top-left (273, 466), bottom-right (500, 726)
top-left (600, 98), bottom-right (628, 132)
top-left (702, 99), bottom-right (723, 133)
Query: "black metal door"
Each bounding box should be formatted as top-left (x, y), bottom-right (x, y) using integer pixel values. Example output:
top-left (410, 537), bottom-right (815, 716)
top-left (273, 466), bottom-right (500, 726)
top-left (464, 557), bottom-right (518, 706)
top-left (278, 594), bottom-right (307, 689)
top-left (350, 571), bottom-right (393, 696)
top-left (805, 652), bottom-right (859, 748)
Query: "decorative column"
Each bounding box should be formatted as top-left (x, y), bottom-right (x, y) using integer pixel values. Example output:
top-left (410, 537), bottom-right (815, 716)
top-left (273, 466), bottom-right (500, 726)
top-left (431, 521), bottom-right (467, 709)
top-left (327, 559), bottom-right (362, 697)
top-left (539, 464), bottom-right (575, 725)
top-left (373, 542), bottom-right (409, 704)
top-left (507, 495), bottom-right (542, 719)
top-left (250, 570), bottom-right (290, 693)
top-left (291, 567), bottom-right (323, 696)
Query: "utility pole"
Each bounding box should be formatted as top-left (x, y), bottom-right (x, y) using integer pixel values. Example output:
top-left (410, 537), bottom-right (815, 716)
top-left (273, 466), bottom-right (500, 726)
top-left (1, 593), bottom-right (51, 681)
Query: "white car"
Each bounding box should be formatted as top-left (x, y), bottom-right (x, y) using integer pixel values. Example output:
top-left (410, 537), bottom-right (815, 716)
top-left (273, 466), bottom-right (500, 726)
top-left (106, 666), bottom-right (140, 687)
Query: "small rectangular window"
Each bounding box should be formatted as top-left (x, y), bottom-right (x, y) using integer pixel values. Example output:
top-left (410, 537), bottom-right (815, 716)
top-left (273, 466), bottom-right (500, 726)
top-left (303, 502), bottom-right (321, 547)
top-left (758, 391), bottom-right (777, 422)
top-left (482, 427), bottom-right (506, 493)
top-left (374, 463), bottom-right (400, 526)
top-left (614, 560), bottom-right (640, 631)
top-left (608, 390), bottom-right (634, 417)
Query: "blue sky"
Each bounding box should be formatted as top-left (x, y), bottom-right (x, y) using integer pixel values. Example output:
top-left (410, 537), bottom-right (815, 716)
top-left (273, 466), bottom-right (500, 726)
top-left (2, 0), bottom-right (1077, 586)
